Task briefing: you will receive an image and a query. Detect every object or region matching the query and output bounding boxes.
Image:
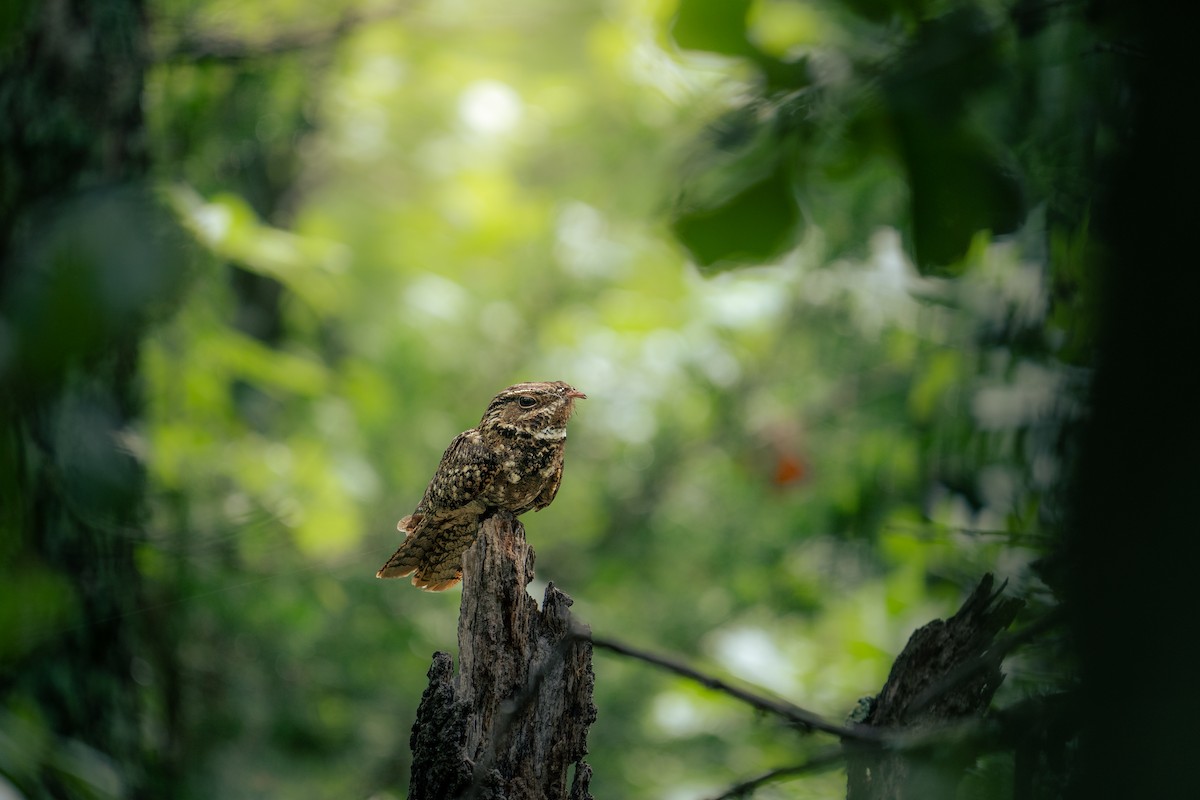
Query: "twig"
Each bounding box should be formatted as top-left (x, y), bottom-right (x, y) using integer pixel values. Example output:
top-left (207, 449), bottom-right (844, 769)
top-left (580, 630), bottom-right (884, 742)
top-left (157, 3), bottom-right (410, 64)
top-left (881, 520), bottom-right (1052, 545)
top-left (1090, 41), bottom-right (1149, 60)
top-left (705, 748), bottom-right (846, 800)
top-left (1009, 0), bottom-right (1086, 21)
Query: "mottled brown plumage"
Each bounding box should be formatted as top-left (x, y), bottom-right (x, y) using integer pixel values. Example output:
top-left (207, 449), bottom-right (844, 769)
top-left (376, 381), bottom-right (586, 590)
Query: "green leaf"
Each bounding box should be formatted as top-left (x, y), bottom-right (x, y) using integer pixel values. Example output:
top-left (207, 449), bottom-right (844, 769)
top-left (0, 563), bottom-right (76, 663)
top-left (671, 162), bottom-right (800, 270)
top-left (896, 116), bottom-right (1023, 273)
top-left (883, 6), bottom-right (1003, 122)
top-left (670, 0), bottom-right (754, 56)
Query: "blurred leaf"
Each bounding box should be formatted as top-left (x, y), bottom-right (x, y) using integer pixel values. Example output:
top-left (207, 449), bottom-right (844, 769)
top-left (0, 562), bottom-right (76, 663)
top-left (883, 6), bottom-right (1003, 122)
top-left (290, 442), bottom-right (364, 557)
top-left (670, 0), bottom-right (754, 56)
top-left (49, 739), bottom-right (124, 800)
top-left (747, 0), bottom-right (830, 55)
top-left (0, 706), bottom-right (50, 789)
top-left (2, 185), bottom-right (190, 386)
top-left (168, 185), bottom-right (350, 314)
top-left (202, 327), bottom-right (329, 397)
top-left (0, 706), bottom-right (124, 800)
top-left (908, 349), bottom-right (963, 423)
top-left (868, 7), bottom-right (1022, 271)
top-left (0, 0), bottom-right (34, 54)
top-left (897, 116), bottom-right (1023, 272)
top-left (671, 162), bottom-right (800, 270)
top-left (839, 0), bottom-right (930, 24)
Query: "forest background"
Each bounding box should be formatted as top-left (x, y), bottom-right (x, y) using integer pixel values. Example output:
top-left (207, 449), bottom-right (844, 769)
top-left (1, 1), bottom-right (1194, 799)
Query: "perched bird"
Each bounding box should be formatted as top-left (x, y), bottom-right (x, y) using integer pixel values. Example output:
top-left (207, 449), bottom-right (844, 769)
top-left (376, 381), bottom-right (586, 590)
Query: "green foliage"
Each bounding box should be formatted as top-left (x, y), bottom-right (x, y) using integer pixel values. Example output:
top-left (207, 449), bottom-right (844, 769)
top-left (672, 161), bottom-right (800, 268)
top-left (2, 0), bottom-right (1110, 797)
top-left (1, 186), bottom-right (191, 389)
top-left (667, 0), bottom-right (1113, 281)
top-left (672, 0), bottom-right (756, 57)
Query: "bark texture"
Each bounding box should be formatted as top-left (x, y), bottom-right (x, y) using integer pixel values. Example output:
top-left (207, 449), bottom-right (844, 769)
top-left (845, 574), bottom-right (1023, 800)
top-left (408, 514), bottom-right (596, 800)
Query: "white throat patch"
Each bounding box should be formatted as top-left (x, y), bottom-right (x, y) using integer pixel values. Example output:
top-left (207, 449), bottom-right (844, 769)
top-left (534, 426), bottom-right (567, 441)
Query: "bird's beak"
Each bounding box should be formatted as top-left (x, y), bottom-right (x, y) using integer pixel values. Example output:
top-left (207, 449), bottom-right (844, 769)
top-left (566, 388), bottom-right (587, 400)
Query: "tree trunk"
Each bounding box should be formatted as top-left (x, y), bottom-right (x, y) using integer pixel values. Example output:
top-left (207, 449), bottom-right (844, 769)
top-left (407, 514), bottom-right (597, 800)
top-left (1062, 4), bottom-right (1200, 798)
top-left (845, 574), bottom-right (1023, 800)
top-left (0, 1), bottom-right (183, 795)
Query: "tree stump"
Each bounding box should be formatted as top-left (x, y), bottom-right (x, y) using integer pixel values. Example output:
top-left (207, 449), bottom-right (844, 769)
top-left (845, 574), bottom-right (1023, 800)
top-left (407, 514), bottom-right (596, 800)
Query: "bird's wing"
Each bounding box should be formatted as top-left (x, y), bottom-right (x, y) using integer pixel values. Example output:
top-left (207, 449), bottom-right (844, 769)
top-left (376, 429), bottom-right (497, 587)
top-left (414, 428), bottom-right (499, 514)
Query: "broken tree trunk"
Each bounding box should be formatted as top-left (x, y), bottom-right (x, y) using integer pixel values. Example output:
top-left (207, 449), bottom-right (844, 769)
top-left (844, 574), bottom-right (1024, 800)
top-left (407, 514), bottom-right (597, 800)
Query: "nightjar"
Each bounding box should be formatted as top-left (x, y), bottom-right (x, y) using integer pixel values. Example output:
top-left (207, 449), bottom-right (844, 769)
top-left (376, 381), bottom-right (586, 590)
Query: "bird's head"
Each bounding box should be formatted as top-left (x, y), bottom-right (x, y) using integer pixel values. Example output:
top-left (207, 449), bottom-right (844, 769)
top-left (479, 381), bottom-right (586, 437)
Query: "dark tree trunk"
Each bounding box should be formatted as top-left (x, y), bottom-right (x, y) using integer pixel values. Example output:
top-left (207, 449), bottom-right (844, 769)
top-left (0, 2), bottom-right (183, 796)
top-left (1063, 4), bottom-right (1200, 797)
top-left (845, 575), bottom-right (1023, 800)
top-left (407, 515), bottom-right (596, 800)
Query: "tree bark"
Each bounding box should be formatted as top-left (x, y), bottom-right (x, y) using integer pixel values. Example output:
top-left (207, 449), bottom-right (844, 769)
top-left (408, 514), bottom-right (597, 800)
top-left (0, 1), bottom-right (180, 796)
top-left (845, 574), bottom-right (1023, 800)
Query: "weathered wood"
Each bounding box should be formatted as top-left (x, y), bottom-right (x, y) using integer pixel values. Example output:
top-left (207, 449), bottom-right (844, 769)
top-left (408, 514), bottom-right (596, 800)
top-left (845, 574), bottom-right (1023, 800)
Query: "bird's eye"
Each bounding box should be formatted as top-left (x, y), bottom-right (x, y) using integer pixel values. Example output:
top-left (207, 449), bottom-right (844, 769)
top-left (518, 396), bottom-right (538, 409)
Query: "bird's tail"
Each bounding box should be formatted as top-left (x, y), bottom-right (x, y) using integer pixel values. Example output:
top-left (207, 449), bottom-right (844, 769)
top-left (374, 513), bottom-right (474, 591)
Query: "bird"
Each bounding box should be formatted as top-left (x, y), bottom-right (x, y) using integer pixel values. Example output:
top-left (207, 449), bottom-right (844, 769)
top-left (376, 381), bottom-right (586, 590)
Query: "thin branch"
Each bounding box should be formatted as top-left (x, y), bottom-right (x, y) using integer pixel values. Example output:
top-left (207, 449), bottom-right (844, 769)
top-left (1008, 0), bottom-right (1087, 21)
top-left (157, 4), bottom-right (410, 64)
top-left (580, 630), bottom-right (884, 742)
top-left (881, 521), bottom-right (1053, 546)
top-left (1090, 41), bottom-right (1149, 60)
top-left (705, 748), bottom-right (846, 800)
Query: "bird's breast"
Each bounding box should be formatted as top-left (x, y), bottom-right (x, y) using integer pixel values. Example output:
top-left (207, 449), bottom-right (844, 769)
top-left (483, 439), bottom-right (563, 510)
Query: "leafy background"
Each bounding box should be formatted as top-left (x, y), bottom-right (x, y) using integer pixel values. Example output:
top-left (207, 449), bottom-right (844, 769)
top-left (1, 0), bottom-right (1134, 798)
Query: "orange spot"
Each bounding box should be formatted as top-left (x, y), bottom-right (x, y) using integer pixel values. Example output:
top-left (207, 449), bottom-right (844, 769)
top-left (773, 453), bottom-right (806, 486)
